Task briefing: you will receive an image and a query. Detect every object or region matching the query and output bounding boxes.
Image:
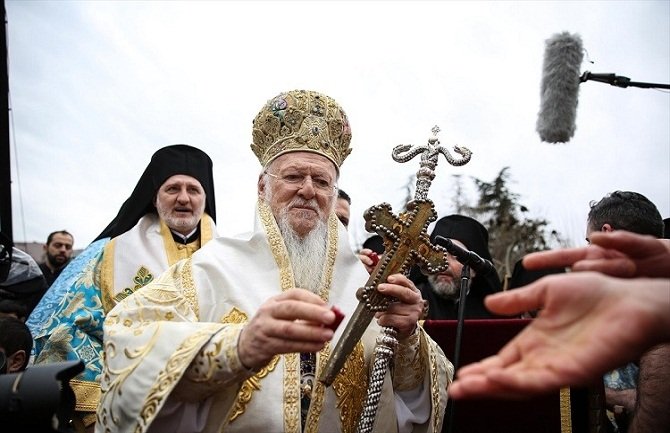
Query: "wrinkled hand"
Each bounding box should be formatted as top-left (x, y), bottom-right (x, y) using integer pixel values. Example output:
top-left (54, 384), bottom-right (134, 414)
top-left (375, 273), bottom-right (423, 340)
top-left (448, 272), bottom-right (670, 400)
top-left (358, 248), bottom-right (380, 274)
top-left (524, 231), bottom-right (670, 278)
top-left (238, 288), bottom-right (336, 370)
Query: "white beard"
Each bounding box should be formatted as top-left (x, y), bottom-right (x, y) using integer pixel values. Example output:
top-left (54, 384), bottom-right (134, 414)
top-left (264, 182), bottom-right (330, 293)
top-left (277, 211), bottom-right (328, 293)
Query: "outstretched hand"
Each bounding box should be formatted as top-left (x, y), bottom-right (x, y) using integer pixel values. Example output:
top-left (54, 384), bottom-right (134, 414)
top-left (448, 272), bottom-right (670, 400)
top-left (523, 231), bottom-right (670, 278)
top-left (237, 289), bottom-right (336, 370)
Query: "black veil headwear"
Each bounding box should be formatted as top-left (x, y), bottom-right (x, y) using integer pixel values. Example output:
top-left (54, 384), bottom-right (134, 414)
top-left (429, 214), bottom-right (502, 296)
top-left (95, 144), bottom-right (216, 241)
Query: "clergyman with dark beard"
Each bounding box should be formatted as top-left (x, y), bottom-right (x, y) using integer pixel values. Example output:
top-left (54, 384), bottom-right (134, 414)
top-left (416, 214), bottom-right (503, 319)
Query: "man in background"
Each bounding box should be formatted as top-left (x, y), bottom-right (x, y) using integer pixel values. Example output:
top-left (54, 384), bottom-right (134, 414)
top-left (416, 214), bottom-right (502, 319)
top-left (586, 190), bottom-right (666, 433)
top-left (0, 316), bottom-right (32, 374)
top-left (38, 230), bottom-right (74, 286)
top-left (335, 188), bottom-right (351, 228)
top-left (28, 144), bottom-right (217, 432)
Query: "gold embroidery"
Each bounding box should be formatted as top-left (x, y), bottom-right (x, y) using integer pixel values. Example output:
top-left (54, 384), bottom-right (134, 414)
top-left (560, 387), bottom-right (572, 433)
top-left (259, 200), bottom-right (295, 289)
top-left (284, 352), bottom-right (300, 433)
top-left (332, 341), bottom-right (368, 433)
top-left (100, 324), bottom-right (162, 430)
top-left (304, 343), bottom-right (331, 433)
top-left (70, 379), bottom-right (101, 412)
top-left (200, 213), bottom-right (215, 245)
top-left (229, 356), bottom-right (281, 422)
top-left (219, 306), bottom-right (283, 424)
top-left (257, 200), bottom-right (340, 431)
top-left (113, 266), bottom-right (154, 304)
top-left (221, 307), bottom-right (248, 324)
top-left (426, 330), bottom-right (447, 433)
top-left (99, 238), bottom-right (117, 313)
top-left (180, 259), bottom-right (199, 319)
top-left (160, 218), bottom-right (186, 266)
top-left (137, 324), bottom-right (222, 432)
top-left (99, 271), bottom-right (201, 432)
top-left (74, 251), bottom-right (100, 289)
top-left (393, 328), bottom-right (426, 391)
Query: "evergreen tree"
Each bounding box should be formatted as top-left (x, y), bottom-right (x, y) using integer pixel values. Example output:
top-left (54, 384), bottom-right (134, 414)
top-left (459, 167), bottom-right (566, 282)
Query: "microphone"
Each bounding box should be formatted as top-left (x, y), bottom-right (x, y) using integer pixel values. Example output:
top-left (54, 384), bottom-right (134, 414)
top-left (433, 235), bottom-right (496, 276)
top-left (536, 32), bottom-right (584, 143)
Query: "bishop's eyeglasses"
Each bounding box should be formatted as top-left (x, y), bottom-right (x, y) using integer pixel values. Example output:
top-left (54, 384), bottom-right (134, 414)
top-left (265, 171), bottom-right (338, 196)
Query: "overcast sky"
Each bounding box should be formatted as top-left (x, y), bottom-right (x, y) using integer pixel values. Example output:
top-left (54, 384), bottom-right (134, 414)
top-left (5, 1), bottom-right (670, 251)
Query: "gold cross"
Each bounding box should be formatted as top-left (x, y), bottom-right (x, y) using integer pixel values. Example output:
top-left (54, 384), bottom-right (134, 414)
top-left (320, 200), bottom-right (448, 385)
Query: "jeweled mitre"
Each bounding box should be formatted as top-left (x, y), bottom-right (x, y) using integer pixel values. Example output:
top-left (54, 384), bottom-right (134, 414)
top-left (251, 89), bottom-right (353, 169)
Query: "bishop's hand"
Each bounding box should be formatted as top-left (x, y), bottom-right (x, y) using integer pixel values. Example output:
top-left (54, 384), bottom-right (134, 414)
top-left (374, 273), bottom-right (423, 340)
top-left (237, 289), bottom-right (336, 371)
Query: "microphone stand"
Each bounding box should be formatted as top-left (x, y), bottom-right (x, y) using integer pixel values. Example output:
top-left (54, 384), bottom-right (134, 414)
top-left (445, 263), bottom-right (472, 433)
top-left (580, 71), bottom-right (670, 89)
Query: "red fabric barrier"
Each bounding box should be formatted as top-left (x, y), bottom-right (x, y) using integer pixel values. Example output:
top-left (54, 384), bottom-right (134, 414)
top-left (424, 319), bottom-right (602, 433)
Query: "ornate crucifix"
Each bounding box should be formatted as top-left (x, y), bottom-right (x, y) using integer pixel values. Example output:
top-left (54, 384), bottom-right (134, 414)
top-left (320, 126), bottom-right (472, 391)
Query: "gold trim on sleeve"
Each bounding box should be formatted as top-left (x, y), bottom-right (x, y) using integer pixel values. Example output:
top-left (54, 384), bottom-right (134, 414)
top-left (219, 306), bottom-right (281, 424)
top-left (136, 323), bottom-right (223, 432)
top-left (70, 379), bottom-right (102, 412)
top-left (99, 238), bottom-right (117, 313)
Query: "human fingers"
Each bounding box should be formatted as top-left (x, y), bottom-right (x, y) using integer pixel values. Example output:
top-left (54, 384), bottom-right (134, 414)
top-left (275, 287), bottom-right (329, 305)
top-left (589, 231), bottom-right (669, 258)
top-left (449, 373), bottom-right (541, 400)
top-left (358, 252), bottom-right (374, 267)
top-left (239, 297), bottom-right (334, 368)
top-left (483, 282), bottom-right (549, 316)
top-left (455, 354), bottom-right (508, 378)
top-left (238, 318), bottom-right (333, 369)
top-left (265, 290), bottom-right (335, 326)
top-left (376, 274), bottom-right (423, 338)
top-left (377, 274), bottom-right (421, 304)
top-left (522, 247), bottom-right (591, 270)
top-left (522, 244), bottom-right (620, 271)
top-left (571, 258), bottom-right (636, 277)
top-left (587, 232), bottom-right (670, 278)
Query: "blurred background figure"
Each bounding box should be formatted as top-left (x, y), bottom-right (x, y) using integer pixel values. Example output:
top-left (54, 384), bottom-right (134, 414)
top-left (38, 230), bottom-right (74, 287)
top-left (585, 190), bottom-right (665, 433)
top-left (335, 188), bottom-right (351, 228)
top-left (0, 316), bottom-right (32, 374)
top-left (0, 232), bottom-right (48, 317)
top-left (417, 214), bottom-right (503, 319)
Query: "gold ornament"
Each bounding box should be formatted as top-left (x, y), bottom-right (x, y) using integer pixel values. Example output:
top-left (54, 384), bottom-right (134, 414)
top-left (251, 89), bottom-right (353, 169)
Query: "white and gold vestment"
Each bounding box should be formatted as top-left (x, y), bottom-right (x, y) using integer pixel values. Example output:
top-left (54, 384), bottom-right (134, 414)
top-left (97, 201), bottom-right (452, 433)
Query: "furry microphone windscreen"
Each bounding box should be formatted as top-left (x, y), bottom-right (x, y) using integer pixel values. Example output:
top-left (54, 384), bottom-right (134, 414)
top-left (536, 32), bottom-right (584, 143)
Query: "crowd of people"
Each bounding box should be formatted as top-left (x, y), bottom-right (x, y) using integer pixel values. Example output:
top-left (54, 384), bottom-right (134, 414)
top-left (0, 88), bottom-right (668, 433)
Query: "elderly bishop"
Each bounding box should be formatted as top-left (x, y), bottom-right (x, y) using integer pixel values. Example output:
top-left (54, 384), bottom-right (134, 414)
top-left (97, 90), bottom-right (452, 433)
